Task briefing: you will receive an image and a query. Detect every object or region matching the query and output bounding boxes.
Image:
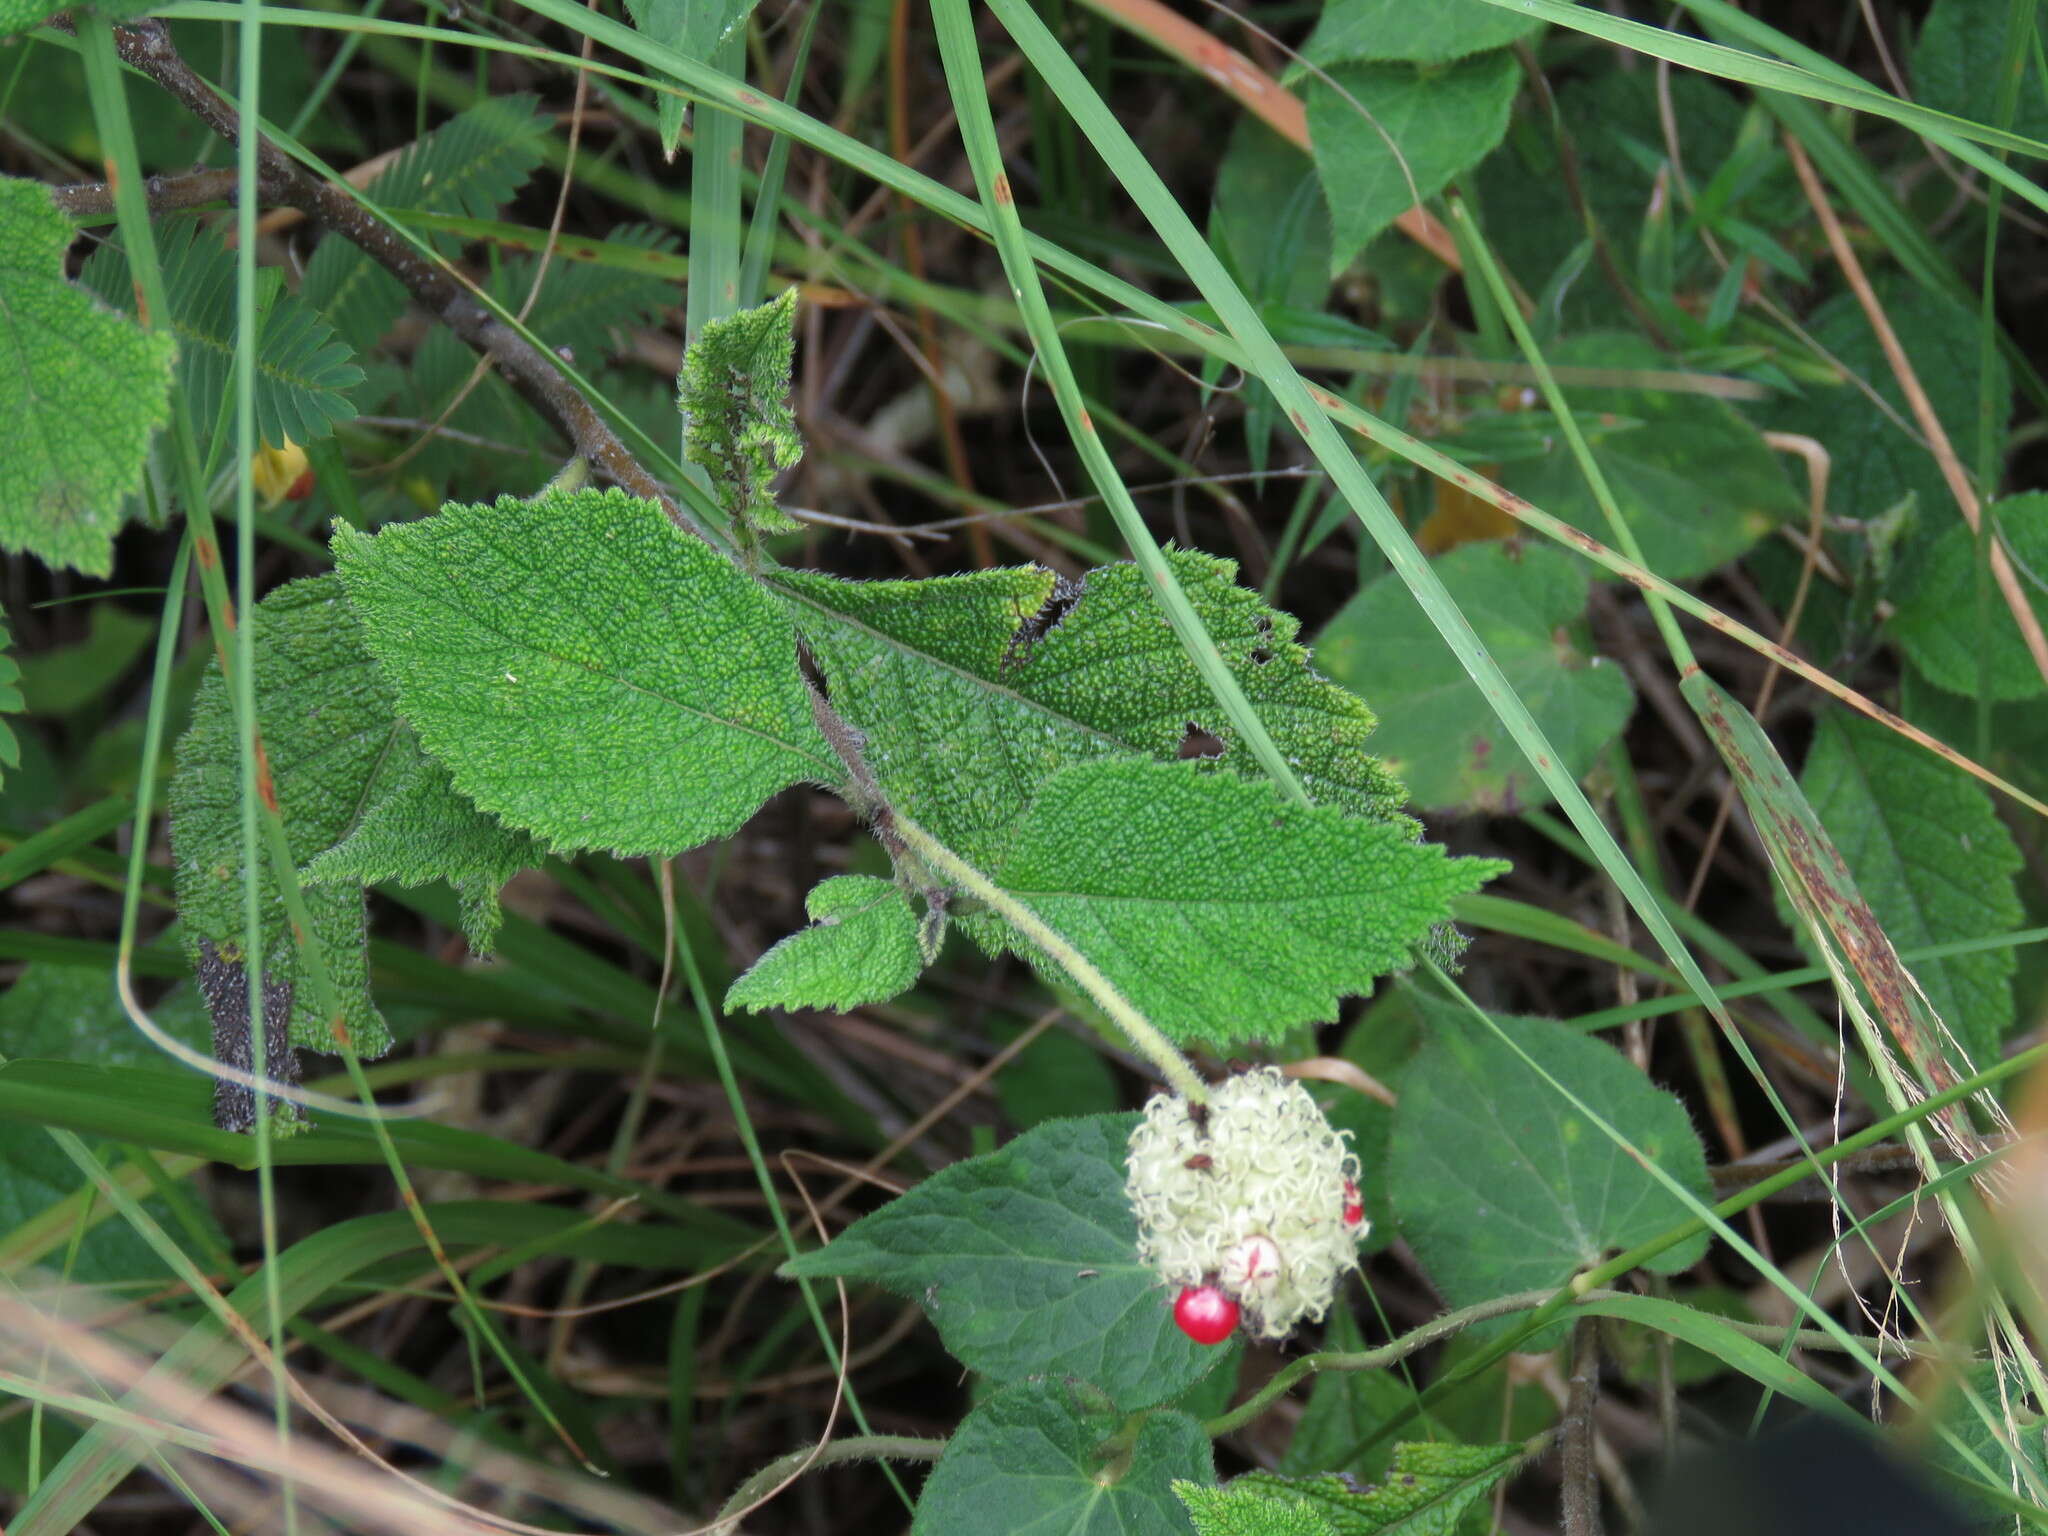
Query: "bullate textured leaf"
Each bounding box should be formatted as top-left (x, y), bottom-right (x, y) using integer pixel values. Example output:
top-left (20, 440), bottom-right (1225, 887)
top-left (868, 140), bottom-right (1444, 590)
top-left (171, 578), bottom-right (395, 1058)
top-left (783, 1113), bottom-right (1221, 1409)
top-left (774, 550), bottom-right (1405, 870)
top-left (170, 575), bottom-right (542, 1056)
top-left (912, 1377), bottom-right (1214, 1535)
top-left (0, 176), bottom-right (174, 576)
top-left (333, 488), bottom-right (837, 857)
top-left (680, 288), bottom-right (803, 534)
top-left (1224, 1443), bottom-right (1523, 1535)
top-left (1176, 1482), bottom-right (1336, 1536)
top-left (982, 759), bottom-right (1505, 1047)
top-left (725, 874), bottom-right (922, 1013)
top-left (305, 739), bottom-right (546, 953)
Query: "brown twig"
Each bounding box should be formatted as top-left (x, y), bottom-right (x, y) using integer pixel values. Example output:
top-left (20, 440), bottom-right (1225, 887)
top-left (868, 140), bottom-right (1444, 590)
top-left (96, 17), bottom-right (685, 526)
top-left (49, 166), bottom-right (247, 221)
top-left (1559, 1317), bottom-right (1604, 1536)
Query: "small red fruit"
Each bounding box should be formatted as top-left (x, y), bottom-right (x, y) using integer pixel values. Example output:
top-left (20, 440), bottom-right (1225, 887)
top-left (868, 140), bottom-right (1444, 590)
top-left (1341, 1178), bottom-right (1365, 1228)
top-left (1173, 1284), bottom-right (1239, 1345)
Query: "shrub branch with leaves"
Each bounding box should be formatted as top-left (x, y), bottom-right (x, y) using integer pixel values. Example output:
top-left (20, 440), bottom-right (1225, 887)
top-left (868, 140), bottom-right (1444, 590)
top-left (3, 1), bottom-right (2047, 1532)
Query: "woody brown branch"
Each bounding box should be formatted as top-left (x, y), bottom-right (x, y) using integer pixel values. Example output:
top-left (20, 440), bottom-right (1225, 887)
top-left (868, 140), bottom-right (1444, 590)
top-left (84, 17), bottom-right (684, 526)
top-left (50, 166), bottom-right (249, 221)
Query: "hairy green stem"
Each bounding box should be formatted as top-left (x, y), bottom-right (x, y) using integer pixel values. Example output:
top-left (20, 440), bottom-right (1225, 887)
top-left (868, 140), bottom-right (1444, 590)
top-left (716, 1435), bottom-right (946, 1523)
top-left (1204, 1282), bottom-right (1978, 1441)
top-left (888, 809), bottom-right (1209, 1104)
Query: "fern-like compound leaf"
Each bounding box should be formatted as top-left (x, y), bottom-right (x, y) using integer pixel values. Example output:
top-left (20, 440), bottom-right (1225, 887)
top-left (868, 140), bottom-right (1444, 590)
top-left (773, 549), bottom-right (1406, 870)
top-left (725, 875), bottom-right (923, 1014)
top-left (976, 759), bottom-right (1505, 1047)
top-left (81, 217), bottom-right (363, 450)
top-left (679, 288), bottom-right (803, 535)
top-left (0, 176), bottom-right (174, 575)
top-left (332, 488), bottom-right (838, 857)
top-left (302, 96), bottom-right (548, 351)
top-left (498, 224), bottom-right (681, 367)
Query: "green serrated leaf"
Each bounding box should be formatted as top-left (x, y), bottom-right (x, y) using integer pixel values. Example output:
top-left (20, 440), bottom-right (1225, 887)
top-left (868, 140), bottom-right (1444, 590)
top-left (0, 966), bottom-right (219, 1283)
top-left (774, 550), bottom-right (1407, 870)
top-left (913, 1377), bottom-right (1214, 1535)
top-left (1231, 1442), bottom-right (1522, 1535)
top-left (332, 488), bottom-right (837, 857)
top-left (1315, 542), bottom-right (1634, 812)
top-left (1498, 333), bottom-right (1801, 579)
top-left (1389, 997), bottom-right (1710, 1346)
top-left (978, 759), bottom-right (1505, 1048)
top-left (1303, 0), bottom-right (1552, 64)
top-left (169, 578), bottom-right (392, 1058)
top-left (79, 217), bottom-right (362, 450)
top-left (0, 176), bottom-right (174, 577)
top-left (1799, 711), bottom-right (2024, 1064)
top-left (303, 739), bottom-right (546, 954)
top-left (1302, 52), bottom-right (1520, 272)
top-left (724, 874), bottom-right (923, 1012)
top-left (1913, 0), bottom-right (2048, 147)
top-left (302, 96), bottom-right (548, 352)
top-left (783, 1113), bottom-right (1220, 1409)
top-left (1177, 1481), bottom-right (1336, 1536)
top-left (623, 0), bottom-right (763, 155)
top-left (1770, 282), bottom-right (2008, 577)
top-left (679, 287), bottom-right (802, 534)
top-left (1901, 666), bottom-right (2048, 805)
top-left (170, 575), bottom-right (538, 1056)
top-left (1890, 491), bottom-right (2048, 702)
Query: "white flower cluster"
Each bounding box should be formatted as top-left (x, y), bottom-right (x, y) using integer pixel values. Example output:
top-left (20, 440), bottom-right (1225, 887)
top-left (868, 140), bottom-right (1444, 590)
top-left (1125, 1067), bottom-right (1364, 1339)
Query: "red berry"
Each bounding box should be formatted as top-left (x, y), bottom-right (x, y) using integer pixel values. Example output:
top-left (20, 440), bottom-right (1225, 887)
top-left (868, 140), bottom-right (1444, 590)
top-left (1173, 1284), bottom-right (1239, 1345)
top-left (1343, 1202), bottom-right (1366, 1227)
top-left (285, 469), bottom-right (316, 502)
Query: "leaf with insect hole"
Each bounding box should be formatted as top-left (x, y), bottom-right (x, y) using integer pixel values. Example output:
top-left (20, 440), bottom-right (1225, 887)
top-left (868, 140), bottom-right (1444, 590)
top-left (769, 548), bottom-right (1407, 871)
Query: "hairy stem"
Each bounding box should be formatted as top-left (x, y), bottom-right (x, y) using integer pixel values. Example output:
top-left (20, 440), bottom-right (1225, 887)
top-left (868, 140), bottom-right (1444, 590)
top-left (715, 1435), bottom-right (946, 1524)
top-left (1202, 1285), bottom-right (1967, 1440)
top-left (887, 808), bottom-right (1209, 1104)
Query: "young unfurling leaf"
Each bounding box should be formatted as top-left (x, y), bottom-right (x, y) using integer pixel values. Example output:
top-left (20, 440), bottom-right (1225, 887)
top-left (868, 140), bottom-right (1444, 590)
top-left (679, 287), bottom-right (803, 535)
